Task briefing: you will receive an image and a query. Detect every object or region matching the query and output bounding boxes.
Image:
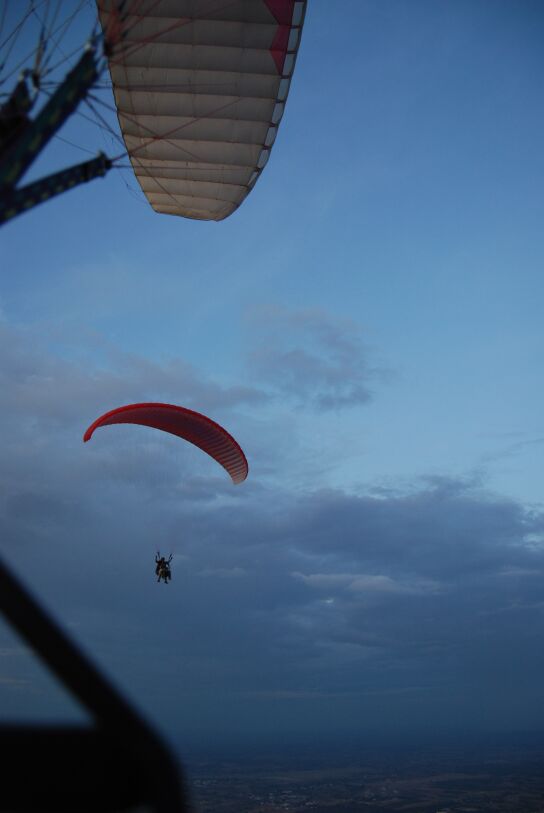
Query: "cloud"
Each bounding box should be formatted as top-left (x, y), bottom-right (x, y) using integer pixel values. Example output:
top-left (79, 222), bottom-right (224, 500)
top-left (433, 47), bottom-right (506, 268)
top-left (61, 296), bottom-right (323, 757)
top-left (3, 438), bottom-right (544, 734)
top-left (0, 320), bottom-right (267, 505)
top-left (293, 571), bottom-right (441, 596)
top-left (497, 566), bottom-right (542, 578)
top-left (0, 321), bottom-right (267, 429)
top-left (0, 677), bottom-right (32, 689)
top-left (245, 305), bottom-right (383, 410)
top-left (198, 567), bottom-right (247, 579)
top-left (479, 435), bottom-right (544, 465)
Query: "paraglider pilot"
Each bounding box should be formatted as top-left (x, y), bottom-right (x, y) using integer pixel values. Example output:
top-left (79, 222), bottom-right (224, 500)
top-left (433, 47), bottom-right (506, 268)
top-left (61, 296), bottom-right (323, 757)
top-left (155, 552), bottom-right (172, 584)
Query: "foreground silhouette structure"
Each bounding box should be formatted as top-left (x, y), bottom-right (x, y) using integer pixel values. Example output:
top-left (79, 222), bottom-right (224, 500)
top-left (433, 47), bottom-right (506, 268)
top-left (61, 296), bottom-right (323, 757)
top-left (0, 554), bottom-right (188, 812)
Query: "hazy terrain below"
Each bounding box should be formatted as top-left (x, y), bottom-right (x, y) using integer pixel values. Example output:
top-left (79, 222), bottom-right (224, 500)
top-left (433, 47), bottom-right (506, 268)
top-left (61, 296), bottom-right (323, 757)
top-left (182, 739), bottom-right (544, 812)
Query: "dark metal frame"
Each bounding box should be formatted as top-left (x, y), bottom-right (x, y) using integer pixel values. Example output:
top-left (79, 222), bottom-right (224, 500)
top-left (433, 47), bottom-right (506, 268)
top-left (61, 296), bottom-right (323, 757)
top-left (0, 42), bottom-right (112, 226)
top-left (0, 554), bottom-right (188, 812)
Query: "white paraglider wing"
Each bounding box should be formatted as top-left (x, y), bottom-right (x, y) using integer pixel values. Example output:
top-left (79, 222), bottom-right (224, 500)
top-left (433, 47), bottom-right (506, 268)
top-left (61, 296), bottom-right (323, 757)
top-left (97, 0), bottom-right (306, 221)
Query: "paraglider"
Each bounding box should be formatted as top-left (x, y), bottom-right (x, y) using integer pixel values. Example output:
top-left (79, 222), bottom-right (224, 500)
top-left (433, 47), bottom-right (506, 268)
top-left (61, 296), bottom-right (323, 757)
top-left (83, 402), bottom-right (249, 484)
top-left (85, 403), bottom-right (247, 587)
top-left (155, 553), bottom-right (173, 585)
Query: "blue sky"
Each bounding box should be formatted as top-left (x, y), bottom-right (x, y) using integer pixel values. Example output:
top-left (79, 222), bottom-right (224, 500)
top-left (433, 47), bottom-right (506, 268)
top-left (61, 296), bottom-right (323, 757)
top-left (1, 1), bottom-right (544, 751)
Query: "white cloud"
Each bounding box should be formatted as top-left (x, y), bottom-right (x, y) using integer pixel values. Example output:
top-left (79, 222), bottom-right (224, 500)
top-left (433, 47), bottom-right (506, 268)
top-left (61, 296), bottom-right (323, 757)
top-left (293, 571), bottom-right (442, 595)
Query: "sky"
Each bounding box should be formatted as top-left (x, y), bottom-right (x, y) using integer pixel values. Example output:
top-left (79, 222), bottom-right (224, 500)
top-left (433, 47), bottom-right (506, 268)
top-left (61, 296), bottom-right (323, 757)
top-left (1, 0), bottom-right (544, 756)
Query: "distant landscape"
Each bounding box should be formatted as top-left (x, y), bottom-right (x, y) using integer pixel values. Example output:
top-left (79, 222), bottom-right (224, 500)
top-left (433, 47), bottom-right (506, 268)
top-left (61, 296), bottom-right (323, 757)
top-left (183, 739), bottom-right (544, 812)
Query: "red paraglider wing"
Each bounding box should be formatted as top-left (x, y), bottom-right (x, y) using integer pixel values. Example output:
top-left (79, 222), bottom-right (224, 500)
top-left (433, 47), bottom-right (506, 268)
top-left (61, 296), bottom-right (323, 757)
top-left (83, 402), bottom-right (248, 484)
